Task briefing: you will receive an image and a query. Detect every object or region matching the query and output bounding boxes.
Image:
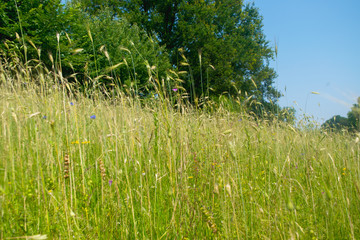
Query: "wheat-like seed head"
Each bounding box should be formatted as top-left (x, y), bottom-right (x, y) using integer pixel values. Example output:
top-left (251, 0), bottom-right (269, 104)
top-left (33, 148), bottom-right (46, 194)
top-left (64, 153), bottom-right (70, 179)
top-left (98, 159), bottom-right (106, 180)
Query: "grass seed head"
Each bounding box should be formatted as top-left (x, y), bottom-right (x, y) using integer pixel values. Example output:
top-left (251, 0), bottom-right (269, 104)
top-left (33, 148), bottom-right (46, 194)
top-left (64, 153), bottom-right (70, 179)
top-left (98, 159), bottom-right (106, 180)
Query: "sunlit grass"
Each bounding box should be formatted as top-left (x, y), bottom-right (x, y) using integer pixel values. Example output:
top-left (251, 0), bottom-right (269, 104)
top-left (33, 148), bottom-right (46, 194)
top-left (0, 61), bottom-right (359, 239)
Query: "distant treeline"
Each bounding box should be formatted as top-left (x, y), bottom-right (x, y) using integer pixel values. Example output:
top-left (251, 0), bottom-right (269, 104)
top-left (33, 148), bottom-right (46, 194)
top-left (322, 97), bottom-right (360, 132)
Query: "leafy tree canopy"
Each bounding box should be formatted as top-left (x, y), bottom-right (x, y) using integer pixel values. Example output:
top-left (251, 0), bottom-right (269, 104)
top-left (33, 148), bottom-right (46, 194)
top-left (347, 97), bottom-right (360, 131)
top-left (0, 0), bottom-right (171, 93)
top-left (322, 115), bottom-right (351, 131)
top-left (74, 0), bottom-right (280, 108)
top-left (322, 97), bottom-right (360, 132)
top-left (0, 0), bottom-right (71, 63)
top-left (1, 0), bottom-right (283, 116)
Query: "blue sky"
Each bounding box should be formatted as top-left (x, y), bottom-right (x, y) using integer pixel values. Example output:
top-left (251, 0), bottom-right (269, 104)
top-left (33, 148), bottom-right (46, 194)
top-left (252, 0), bottom-right (360, 123)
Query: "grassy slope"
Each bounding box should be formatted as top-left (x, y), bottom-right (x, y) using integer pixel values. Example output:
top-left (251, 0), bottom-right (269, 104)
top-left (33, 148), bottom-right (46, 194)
top-left (0, 77), bottom-right (360, 239)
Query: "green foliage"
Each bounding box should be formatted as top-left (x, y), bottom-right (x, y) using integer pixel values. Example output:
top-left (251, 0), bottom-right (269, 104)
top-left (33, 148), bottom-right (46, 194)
top-left (176, 1), bottom-right (278, 99)
top-left (75, 0), bottom-right (280, 109)
top-left (322, 115), bottom-right (351, 131)
top-left (63, 9), bottom-right (172, 92)
top-left (72, 0), bottom-right (120, 17)
top-left (1, 0), bottom-right (282, 116)
top-left (0, 1), bottom-right (171, 93)
top-left (348, 97), bottom-right (360, 131)
top-left (322, 97), bottom-right (360, 132)
top-left (0, 0), bottom-right (73, 64)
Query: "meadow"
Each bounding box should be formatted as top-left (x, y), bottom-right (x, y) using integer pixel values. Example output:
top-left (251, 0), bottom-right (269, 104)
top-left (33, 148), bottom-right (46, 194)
top-left (0, 60), bottom-right (360, 239)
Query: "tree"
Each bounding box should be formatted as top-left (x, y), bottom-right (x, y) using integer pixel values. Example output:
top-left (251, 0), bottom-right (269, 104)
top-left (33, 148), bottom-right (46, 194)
top-left (65, 9), bottom-right (171, 92)
top-left (322, 97), bottom-right (360, 132)
top-left (347, 97), bottom-right (360, 131)
top-left (70, 0), bottom-right (120, 17)
top-left (73, 0), bottom-right (280, 109)
top-left (322, 115), bottom-right (351, 131)
top-left (0, 0), bottom-right (73, 65)
top-left (0, 1), bottom-right (171, 93)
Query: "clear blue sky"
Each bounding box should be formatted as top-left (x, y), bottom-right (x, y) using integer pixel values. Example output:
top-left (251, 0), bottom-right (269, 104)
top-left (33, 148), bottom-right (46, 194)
top-left (252, 0), bottom-right (360, 123)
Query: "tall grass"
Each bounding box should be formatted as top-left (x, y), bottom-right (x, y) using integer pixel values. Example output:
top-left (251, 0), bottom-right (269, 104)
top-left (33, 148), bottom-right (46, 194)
top-left (1, 52), bottom-right (360, 240)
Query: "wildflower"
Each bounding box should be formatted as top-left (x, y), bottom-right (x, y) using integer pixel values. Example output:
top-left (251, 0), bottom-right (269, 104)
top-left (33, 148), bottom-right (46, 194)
top-left (154, 93), bottom-right (159, 99)
top-left (172, 88), bottom-right (178, 92)
top-left (71, 141), bottom-right (79, 144)
top-left (142, 171), bottom-right (146, 176)
top-left (90, 115), bottom-right (96, 119)
top-left (70, 102), bottom-right (74, 106)
top-left (42, 115), bottom-right (47, 119)
top-left (81, 141), bottom-right (90, 144)
top-left (109, 180), bottom-right (113, 186)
